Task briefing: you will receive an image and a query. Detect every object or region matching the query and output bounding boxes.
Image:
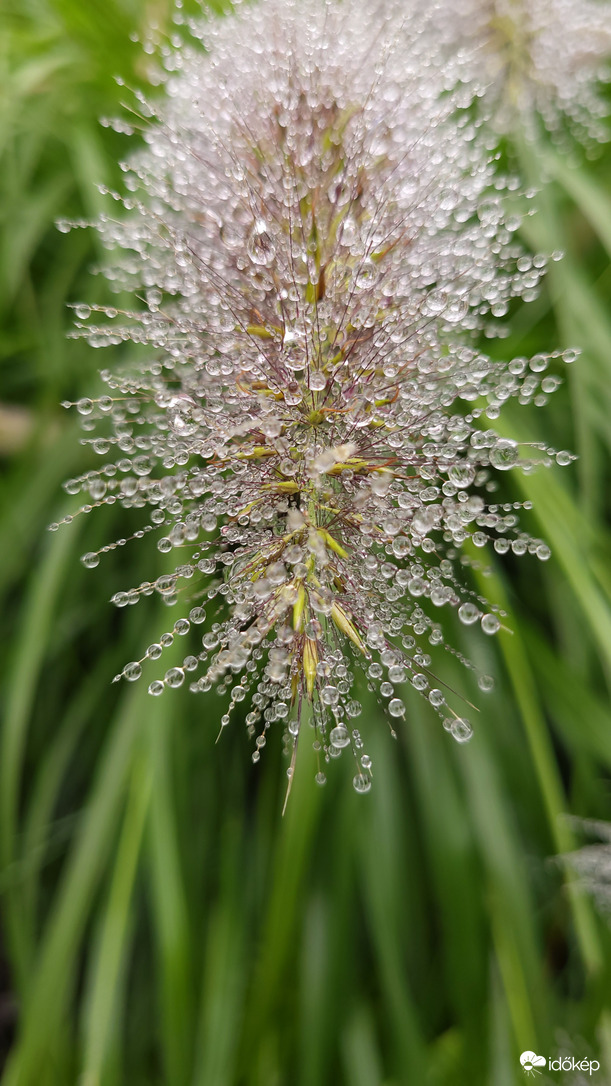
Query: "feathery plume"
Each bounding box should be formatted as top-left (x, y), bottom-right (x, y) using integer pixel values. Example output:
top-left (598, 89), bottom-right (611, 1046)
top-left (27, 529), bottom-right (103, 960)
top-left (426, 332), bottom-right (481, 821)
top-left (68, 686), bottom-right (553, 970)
top-left (56, 0), bottom-right (576, 793)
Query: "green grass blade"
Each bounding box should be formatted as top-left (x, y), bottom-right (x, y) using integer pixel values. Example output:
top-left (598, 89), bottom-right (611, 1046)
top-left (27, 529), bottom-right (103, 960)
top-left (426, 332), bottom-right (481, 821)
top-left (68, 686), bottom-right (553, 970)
top-left (2, 683), bottom-right (146, 1086)
top-left (544, 151), bottom-right (611, 262)
top-left (191, 875), bottom-right (246, 1086)
top-left (0, 520), bottom-right (81, 988)
top-left (146, 691), bottom-right (194, 1086)
top-left (80, 750), bottom-right (152, 1086)
top-left (340, 1005), bottom-right (384, 1086)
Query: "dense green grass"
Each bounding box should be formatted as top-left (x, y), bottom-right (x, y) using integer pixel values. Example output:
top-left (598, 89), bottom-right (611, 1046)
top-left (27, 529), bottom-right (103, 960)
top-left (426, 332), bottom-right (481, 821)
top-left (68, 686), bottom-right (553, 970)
top-left (1, 2), bottom-right (611, 1084)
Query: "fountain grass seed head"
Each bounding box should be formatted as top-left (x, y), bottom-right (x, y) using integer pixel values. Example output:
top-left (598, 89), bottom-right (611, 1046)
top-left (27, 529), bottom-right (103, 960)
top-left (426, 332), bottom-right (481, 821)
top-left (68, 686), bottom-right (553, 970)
top-left (57, 0), bottom-right (577, 797)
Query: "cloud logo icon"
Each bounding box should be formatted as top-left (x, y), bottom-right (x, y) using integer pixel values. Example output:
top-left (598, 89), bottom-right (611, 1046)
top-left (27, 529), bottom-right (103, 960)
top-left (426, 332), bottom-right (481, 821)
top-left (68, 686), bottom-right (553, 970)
top-left (520, 1051), bottom-right (547, 1076)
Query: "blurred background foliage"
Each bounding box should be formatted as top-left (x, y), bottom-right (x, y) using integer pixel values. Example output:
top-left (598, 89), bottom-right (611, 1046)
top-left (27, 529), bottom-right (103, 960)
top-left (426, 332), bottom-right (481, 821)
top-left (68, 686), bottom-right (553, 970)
top-left (1, 1), bottom-right (611, 1084)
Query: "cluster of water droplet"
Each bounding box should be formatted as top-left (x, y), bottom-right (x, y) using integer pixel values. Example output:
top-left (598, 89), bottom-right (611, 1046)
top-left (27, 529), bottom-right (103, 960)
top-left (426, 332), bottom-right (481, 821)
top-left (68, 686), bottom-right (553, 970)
top-left (57, 0), bottom-right (577, 794)
top-left (427, 0), bottom-right (611, 144)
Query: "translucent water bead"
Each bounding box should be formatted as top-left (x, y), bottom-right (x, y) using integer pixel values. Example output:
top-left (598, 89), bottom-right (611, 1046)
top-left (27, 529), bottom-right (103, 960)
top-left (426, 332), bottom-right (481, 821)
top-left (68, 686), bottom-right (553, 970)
top-left (445, 717), bottom-right (473, 743)
top-left (353, 774), bottom-right (372, 793)
top-left (458, 602), bottom-right (479, 625)
top-left (122, 662), bottom-right (142, 682)
top-left (481, 613), bottom-right (501, 635)
top-left (388, 698), bottom-right (405, 717)
top-left (330, 725), bottom-right (351, 748)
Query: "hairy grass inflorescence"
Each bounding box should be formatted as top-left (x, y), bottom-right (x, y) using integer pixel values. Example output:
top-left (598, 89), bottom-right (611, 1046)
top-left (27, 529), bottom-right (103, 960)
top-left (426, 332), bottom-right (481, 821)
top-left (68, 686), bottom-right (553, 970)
top-left (56, 0), bottom-right (593, 794)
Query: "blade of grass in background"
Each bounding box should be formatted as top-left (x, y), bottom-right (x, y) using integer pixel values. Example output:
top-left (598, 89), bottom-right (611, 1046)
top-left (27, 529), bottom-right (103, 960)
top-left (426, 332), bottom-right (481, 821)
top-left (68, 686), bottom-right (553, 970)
top-left (80, 751), bottom-right (152, 1086)
top-left (2, 683), bottom-right (148, 1086)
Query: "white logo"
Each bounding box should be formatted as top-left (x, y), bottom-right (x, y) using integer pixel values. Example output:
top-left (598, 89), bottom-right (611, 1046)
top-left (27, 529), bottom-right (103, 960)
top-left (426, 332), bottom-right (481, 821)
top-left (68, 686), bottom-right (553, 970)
top-left (520, 1051), bottom-right (547, 1077)
top-left (520, 1050), bottom-right (601, 1076)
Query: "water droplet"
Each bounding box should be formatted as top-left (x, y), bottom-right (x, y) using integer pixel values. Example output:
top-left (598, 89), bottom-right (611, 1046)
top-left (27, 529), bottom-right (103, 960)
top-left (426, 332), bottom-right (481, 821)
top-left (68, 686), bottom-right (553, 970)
top-left (444, 298), bottom-right (469, 324)
top-left (165, 667), bottom-right (185, 688)
top-left (562, 348), bottom-right (580, 364)
top-left (388, 665), bottom-right (405, 683)
top-left (247, 221), bottom-right (275, 265)
top-left (449, 718), bottom-right (473, 743)
top-left (330, 725), bottom-right (350, 748)
top-left (321, 685), bottom-right (339, 706)
top-left (423, 290), bottom-right (448, 316)
top-left (353, 773), bottom-right (372, 793)
top-left (489, 440), bottom-right (518, 470)
top-left (458, 602), bottom-right (479, 625)
top-left (448, 463), bottom-right (475, 488)
top-left (481, 613), bottom-right (500, 635)
top-left (309, 371), bottom-right (326, 391)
